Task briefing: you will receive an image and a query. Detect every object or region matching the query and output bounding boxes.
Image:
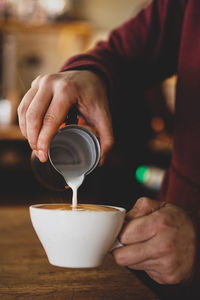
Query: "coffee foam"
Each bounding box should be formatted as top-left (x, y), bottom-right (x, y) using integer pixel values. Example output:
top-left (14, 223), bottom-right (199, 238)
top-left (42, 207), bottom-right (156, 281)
top-left (37, 203), bottom-right (119, 212)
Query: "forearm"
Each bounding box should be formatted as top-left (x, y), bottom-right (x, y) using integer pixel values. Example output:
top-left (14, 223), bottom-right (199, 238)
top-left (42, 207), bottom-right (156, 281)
top-left (61, 0), bottom-right (187, 96)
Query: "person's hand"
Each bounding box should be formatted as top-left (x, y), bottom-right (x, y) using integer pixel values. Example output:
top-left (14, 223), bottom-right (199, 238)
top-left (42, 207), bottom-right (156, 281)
top-left (17, 70), bottom-right (114, 163)
top-left (113, 197), bottom-right (197, 284)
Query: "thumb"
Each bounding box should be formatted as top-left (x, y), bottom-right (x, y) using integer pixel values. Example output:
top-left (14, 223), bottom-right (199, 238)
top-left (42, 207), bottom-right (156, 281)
top-left (126, 197), bottom-right (166, 219)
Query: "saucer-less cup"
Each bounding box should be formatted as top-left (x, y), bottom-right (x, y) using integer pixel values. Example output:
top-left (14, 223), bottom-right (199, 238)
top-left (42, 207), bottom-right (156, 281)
top-left (29, 204), bottom-right (126, 268)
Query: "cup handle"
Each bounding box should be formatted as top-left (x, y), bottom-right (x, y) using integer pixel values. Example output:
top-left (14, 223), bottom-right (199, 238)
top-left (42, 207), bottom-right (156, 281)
top-left (110, 239), bottom-right (123, 251)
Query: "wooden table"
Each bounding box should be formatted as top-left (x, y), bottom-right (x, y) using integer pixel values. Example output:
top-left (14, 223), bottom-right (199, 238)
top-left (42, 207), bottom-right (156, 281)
top-left (0, 206), bottom-right (159, 300)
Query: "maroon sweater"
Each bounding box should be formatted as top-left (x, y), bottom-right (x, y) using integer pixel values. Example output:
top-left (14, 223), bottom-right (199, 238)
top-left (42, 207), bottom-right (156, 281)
top-left (62, 0), bottom-right (200, 283)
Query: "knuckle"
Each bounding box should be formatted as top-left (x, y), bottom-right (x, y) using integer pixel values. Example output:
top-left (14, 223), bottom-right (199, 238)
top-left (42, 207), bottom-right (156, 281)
top-left (26, 108), bottom-right (38, 123)
top-left (39, 74), bottom-right (54, 87)
top-left (135, 198), bottom-right (143, 207)
top-left (141, 197), bottom-right (151, 206)
top-left (43, 112), bottom-right (58, 125)
top-left (31, 74), bottom-right (43, 87)
top-left (56, 78), bottom-right (69, 89)
top-left (55, 79), bottom-right (75, 96)
top-left (135, 197), bottom-right (151, 209)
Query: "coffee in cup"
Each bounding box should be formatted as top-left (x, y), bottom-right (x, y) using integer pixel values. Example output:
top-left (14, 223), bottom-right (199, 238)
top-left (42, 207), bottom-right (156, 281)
top-left (30, 203), bottom-right (126, 268)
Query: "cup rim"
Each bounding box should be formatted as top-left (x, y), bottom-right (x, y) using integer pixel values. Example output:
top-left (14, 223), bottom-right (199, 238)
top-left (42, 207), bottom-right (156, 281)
top-left (29, 203), bottom-right (126, 213)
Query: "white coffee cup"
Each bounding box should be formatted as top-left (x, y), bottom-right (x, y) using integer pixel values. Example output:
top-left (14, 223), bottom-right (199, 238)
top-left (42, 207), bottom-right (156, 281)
top-left (29, 203), bottom-right (126, 268)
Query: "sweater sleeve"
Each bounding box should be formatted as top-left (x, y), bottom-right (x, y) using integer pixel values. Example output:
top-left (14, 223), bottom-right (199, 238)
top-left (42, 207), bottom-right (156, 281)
top-left (61, 0), bottom-right (187, 96)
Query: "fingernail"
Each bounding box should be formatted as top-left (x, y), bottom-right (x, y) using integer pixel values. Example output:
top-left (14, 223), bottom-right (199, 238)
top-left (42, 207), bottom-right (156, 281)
top-left (38, 150), bottom-right (47, 162)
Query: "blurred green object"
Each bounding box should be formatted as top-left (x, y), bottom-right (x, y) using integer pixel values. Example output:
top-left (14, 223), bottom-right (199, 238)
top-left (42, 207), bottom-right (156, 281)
top-left (135, 165), bottom-right (150, 183)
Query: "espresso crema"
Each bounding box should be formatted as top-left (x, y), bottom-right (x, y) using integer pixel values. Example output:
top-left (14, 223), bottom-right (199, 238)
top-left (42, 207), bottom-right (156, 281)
top-left (38, 203), bottom-right (119, 212)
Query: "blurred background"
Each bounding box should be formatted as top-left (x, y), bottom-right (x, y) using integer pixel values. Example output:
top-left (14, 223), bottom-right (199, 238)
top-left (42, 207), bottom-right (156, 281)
top-left (0, 0), bottom-right (176, 210)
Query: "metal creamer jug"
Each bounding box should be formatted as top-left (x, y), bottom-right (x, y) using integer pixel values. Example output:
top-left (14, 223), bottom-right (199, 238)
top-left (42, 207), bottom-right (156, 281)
top-left (31, 124), bottom-right (100, 191)
top-left (48, 124), bottom-right (100, 184)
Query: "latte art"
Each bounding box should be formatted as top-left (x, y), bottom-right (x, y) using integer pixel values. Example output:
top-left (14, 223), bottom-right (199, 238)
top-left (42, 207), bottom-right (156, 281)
top-left (37, 203), bottom-right (119, 212)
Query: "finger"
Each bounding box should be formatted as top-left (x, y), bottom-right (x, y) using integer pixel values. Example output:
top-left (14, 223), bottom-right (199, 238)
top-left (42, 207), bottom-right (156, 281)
top-left (18, 75), bottom-right (43, 138)
top-left (128, 260), bottom-right (158, 271)
top-left (129, 258), bottom-right (179, 285)
top-left (31, 74), bottom-right (43, 87)
top-left (126, 197), bottom-right (165, 220)
top-left (79, 111), bottom-right (113, 165)
top-left (18, 86), bottom-right (38, 138)
top-left (98, 127), bottom-right (114, 165)
top-left (129, 264), bottom-right (165, 284)
top-left (36, 90), bottom-right (75, 162)
top-left (120, 212), bottom-right (159, 245)
top-left (91, 109), bottom-right (114, 165)
top-left (113, 238), bottom-right (158, 267)
top-left (145, 270), bottom-right (166, 284)
top-left (26, 86), bottom-right (53, 150)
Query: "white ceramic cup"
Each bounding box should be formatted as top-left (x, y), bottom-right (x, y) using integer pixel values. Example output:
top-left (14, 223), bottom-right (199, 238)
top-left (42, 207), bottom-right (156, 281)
top-left (29, 204), bottom-right (126, 268)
